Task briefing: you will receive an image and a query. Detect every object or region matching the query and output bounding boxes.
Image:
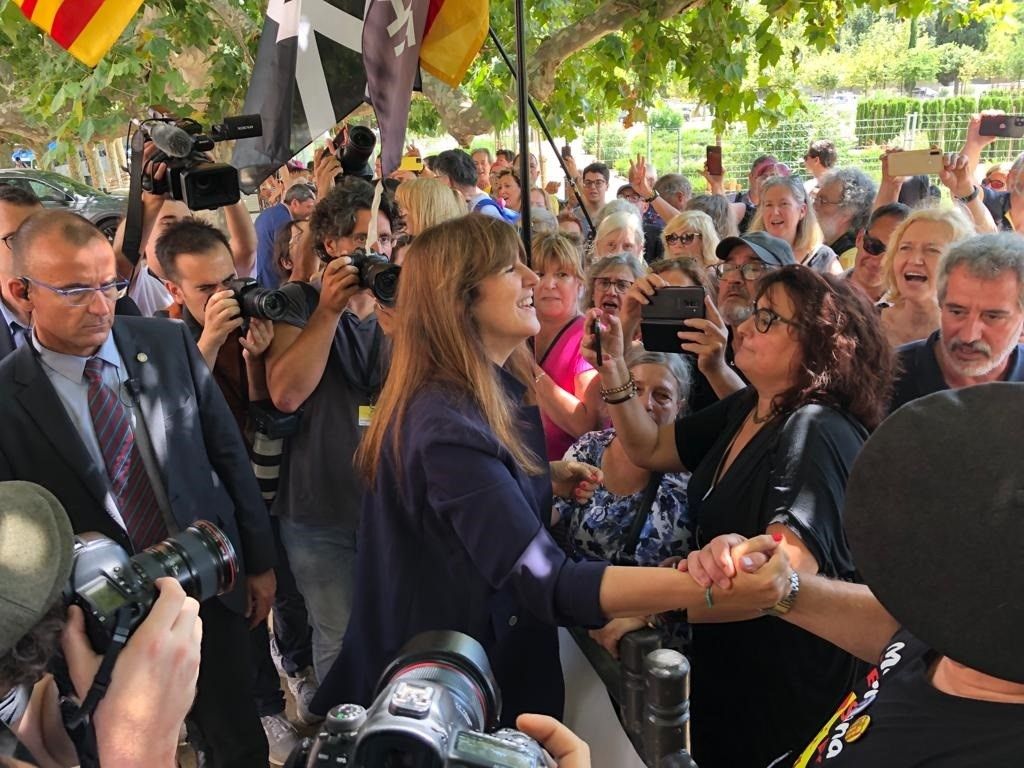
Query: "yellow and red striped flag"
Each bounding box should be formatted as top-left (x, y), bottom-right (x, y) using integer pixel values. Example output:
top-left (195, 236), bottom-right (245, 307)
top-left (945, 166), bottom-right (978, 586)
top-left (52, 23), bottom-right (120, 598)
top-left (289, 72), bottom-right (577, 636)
top-left (12, 0), bottom-right (144, 67)
top-left (420, 0), bottom-right (489, 88)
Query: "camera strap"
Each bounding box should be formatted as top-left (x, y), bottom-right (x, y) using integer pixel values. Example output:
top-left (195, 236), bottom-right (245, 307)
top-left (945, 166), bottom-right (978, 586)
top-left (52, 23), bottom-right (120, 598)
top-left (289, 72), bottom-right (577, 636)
top-left (65, 605), bottom-right (134, 729)
top-left (121, 127), bottom-right (148, 268)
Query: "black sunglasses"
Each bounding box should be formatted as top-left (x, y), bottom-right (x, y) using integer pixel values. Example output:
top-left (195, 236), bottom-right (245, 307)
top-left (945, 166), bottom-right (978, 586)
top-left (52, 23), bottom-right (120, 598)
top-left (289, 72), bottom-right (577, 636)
top-left (862, 232), bottom-right (887, 256)
top-left (665, 232), bottom-right (701, 246)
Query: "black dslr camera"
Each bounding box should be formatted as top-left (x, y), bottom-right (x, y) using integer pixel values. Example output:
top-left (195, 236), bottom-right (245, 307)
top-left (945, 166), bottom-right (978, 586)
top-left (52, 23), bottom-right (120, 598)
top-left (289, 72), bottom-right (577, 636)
top-left (349, 247), bottom-right (400, 306)
top-left (334, 125), bottom-right (377, 180)
top-left (223, 277), bottom-right (289, 331)
top-left (141, 115), bottom-right (263, 210)
top-left (63, 521), bottom-right (237, 652)
top-left (285, 631), bottom-right (551, 768)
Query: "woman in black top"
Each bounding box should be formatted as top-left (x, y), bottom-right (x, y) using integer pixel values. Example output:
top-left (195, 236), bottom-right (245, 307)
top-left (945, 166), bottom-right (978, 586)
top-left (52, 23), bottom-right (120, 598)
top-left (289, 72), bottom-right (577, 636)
top-left (582, 267), bottom-right (895, 768)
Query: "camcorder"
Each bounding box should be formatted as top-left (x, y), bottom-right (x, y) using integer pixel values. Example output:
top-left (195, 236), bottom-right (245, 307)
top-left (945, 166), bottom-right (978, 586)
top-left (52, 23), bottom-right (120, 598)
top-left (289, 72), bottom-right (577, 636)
top-left (348, 247), bottom-right (400, 306)
top-left (223, 277), bottom-right (290, 332)
top-left (140, 115), bottom-right (263, 210)
top-left (285, 631), bottom-right (552, 768)
top-left (63, 521), bottom-right (237, 653)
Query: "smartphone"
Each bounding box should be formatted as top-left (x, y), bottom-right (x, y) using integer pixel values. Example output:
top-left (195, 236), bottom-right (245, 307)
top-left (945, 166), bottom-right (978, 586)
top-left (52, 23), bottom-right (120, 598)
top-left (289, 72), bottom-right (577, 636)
top-left (398, 155), bottom-right (424, 173)
top-left (705, 145), bottom-right (723, 176)
top-left (641, 286), bottom-right (706, 354)
top-left (887, 148), bottom-right (943, 177)
top-left (591, 318), bottom-right (603, 368)
top-left (561, 144), bottom-right (572, 160)
top-left (979, 114), bottom-right (1024, 139)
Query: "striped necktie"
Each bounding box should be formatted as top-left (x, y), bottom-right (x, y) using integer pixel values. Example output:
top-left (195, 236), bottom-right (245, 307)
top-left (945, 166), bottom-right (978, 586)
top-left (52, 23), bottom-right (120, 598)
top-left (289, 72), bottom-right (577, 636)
top-left (83, 357), bottom-right (167, 550)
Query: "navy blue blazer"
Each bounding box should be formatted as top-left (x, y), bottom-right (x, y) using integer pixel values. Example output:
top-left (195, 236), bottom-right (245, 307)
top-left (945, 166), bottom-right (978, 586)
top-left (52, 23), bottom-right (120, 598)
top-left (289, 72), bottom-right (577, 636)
top-left (312, 368), bottom-right (608, 725)
top-left (0, 317), bottom-right (275, 615)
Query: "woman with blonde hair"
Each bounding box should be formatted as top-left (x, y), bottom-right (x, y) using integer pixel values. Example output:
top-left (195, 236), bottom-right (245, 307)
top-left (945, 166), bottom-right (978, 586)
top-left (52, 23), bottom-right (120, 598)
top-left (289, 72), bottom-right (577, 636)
top-left (394, 177), bottom-right (465, 236)
top-left (748, 175), bottom-right (842, 274)
top-left (530, 231), bottom-right (601, 459)
top-left (661, 211), bottom-right (720, 267)
top-left (311, 214), bottom-right (790, 727)
top-left (879, 205), bottom-right (975, 347)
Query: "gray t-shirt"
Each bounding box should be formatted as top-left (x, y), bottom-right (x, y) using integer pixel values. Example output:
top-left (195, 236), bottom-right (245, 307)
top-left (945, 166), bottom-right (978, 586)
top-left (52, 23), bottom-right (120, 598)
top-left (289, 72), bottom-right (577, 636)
top-left (272, 282), bottom-right (384, 529)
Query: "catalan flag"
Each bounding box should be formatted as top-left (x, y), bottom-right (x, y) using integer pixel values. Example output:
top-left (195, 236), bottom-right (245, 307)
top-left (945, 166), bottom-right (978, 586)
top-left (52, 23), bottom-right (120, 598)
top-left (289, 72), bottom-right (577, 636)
top-left (420, 0), bottom-right (489, 88)
top-left (12, 0), bottom-right (144, 67)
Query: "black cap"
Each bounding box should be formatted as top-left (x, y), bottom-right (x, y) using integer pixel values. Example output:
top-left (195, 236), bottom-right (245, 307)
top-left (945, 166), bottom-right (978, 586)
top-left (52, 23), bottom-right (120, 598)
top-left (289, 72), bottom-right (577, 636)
top-left (715, 231), bottom-right (795, 266)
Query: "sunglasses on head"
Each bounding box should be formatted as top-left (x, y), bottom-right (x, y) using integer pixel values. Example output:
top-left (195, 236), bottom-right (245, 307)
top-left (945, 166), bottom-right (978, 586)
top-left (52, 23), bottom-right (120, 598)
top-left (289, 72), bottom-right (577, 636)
top-left (862, 232), bottom-right (887, 256)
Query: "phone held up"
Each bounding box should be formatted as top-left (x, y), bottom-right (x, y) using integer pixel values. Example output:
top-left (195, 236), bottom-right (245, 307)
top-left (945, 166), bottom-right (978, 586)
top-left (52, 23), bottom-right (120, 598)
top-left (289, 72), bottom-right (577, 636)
top-left (979, 115), bottom-right (1024, 139)
top-left (705, 145), bottom-right (723, 177)
top-left (886, 148), bottom-right (943, 177)
top-left (591, 318), bottom-right (603, 368)
top-left (641, 286), bottom-right (706, 354)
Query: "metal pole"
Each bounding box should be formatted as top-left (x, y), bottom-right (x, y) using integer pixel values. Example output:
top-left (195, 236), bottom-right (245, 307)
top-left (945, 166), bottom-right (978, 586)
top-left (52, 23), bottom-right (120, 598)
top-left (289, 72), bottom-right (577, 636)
top-left (487, 27), bottom-right (593, 233)
top-left (513, 0), bottom-right (531, 264)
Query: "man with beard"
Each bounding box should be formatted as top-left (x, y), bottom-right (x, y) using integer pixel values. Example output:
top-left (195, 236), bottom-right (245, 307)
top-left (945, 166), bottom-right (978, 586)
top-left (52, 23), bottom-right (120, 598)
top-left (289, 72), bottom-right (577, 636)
top-left (812, 167), bottom-right (876, 270)
top-left (891, 232), bottom-right (1024, 411)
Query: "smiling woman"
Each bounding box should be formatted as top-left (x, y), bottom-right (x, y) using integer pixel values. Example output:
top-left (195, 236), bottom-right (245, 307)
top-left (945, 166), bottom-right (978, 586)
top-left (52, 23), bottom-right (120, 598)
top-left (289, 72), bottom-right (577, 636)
top-left (879, 206), bottom-right (975, 347)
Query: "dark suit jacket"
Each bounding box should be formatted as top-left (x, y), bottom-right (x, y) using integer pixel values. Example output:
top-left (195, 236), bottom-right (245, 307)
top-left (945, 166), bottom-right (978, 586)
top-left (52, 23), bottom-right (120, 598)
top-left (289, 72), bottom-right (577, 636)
top-left (0, 316), bottom-right (275, 614)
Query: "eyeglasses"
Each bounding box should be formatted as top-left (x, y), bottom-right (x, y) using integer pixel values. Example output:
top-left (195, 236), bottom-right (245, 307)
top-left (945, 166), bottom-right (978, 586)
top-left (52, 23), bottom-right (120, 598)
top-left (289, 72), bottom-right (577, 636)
top-left (619, 194), bottom-right (641, 203)
top-left (861, 232), bottom-right (887, 256)
top-left (814, 197), bottom-right (842, 207)
top-left (21, 276), bottom-right (128, 307)
top-left (752, 306), bottom-right (798, 333)
top-left (593, 277), bottom-right (634, 294)
top-left (352, 233), bottom-right (393, 249)
top-left (581, 179), bottom-right (607, 189)
top-left (1, 232), bottom-right (15, 249)
top-left (713, 262), bottom-right (771, 281)
top-left (665, 232), bottom-right (701, 246)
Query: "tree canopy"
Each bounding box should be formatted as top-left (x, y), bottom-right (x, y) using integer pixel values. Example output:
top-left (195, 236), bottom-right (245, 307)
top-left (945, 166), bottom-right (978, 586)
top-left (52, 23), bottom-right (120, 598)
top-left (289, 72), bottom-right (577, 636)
top-left (0, 0), bottom-right (1016, 161)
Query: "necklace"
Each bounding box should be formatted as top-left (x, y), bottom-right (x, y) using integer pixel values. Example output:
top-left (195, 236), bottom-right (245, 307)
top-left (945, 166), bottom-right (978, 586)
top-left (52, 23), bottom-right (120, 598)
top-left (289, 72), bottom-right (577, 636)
top-left (751, 407), bottom-right (775, 424)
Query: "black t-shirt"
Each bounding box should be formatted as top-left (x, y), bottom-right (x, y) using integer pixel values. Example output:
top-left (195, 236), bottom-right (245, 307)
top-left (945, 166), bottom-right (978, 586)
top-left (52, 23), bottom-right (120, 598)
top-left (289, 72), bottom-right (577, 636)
top-left (675, 389), bottom-right (867, 768)
top-left (769, 629), bottom-right (1024, 767)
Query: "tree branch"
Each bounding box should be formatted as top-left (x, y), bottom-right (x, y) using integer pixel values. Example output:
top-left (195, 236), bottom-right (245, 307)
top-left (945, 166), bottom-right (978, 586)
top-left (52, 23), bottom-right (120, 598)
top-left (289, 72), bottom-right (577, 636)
top-left (425, 0), bottom-right (704, 144)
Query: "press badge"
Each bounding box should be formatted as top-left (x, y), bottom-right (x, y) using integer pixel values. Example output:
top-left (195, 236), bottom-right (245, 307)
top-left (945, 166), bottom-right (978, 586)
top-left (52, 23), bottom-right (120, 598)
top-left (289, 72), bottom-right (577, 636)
top-left (358, 404), bottom-right (375, 427)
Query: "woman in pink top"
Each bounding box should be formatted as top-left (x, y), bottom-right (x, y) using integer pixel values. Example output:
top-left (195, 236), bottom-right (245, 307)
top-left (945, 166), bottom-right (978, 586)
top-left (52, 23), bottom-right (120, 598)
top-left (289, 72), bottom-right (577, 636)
top-left (530, 232), bottom-right (603, 459)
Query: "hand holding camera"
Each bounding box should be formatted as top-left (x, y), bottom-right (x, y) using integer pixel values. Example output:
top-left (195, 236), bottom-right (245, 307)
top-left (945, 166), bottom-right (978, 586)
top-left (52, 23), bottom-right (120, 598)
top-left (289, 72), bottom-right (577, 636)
top-left (200, 289), bottom-right (244, 350)
top-left (319, 256), bottom-right (363, 315)
top-left (581, 308), bottom-right (626, 374)
top-left (62, 578), bottom-right (202, 768)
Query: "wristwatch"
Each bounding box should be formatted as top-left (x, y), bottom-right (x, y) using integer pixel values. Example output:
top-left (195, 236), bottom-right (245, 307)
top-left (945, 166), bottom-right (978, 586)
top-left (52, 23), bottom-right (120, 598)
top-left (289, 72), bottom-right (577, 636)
top-left (764, 570), bottom-right (800, 616)
top-left (643, 191), bottom-right (659, 203)
top-left (956, 186), bottom-right (981, 204)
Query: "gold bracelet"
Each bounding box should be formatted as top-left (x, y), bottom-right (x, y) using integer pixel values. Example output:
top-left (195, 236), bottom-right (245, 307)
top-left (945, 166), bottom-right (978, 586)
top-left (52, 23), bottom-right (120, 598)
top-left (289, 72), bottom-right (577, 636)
top-left (600, 374), bottom-right (635, 398)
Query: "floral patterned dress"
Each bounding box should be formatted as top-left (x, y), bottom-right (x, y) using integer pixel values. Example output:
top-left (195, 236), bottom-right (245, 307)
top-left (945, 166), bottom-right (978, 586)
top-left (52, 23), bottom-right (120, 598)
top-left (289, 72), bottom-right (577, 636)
top-left (555, 429), bottom-right (693, 566)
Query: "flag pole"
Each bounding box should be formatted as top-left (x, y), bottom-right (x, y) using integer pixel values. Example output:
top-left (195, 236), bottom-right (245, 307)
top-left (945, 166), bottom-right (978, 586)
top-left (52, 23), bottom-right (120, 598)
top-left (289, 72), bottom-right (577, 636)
top-left (487, 28), bottom-right (592, 233)
top-left (513, 0), bottom-right (532, 265)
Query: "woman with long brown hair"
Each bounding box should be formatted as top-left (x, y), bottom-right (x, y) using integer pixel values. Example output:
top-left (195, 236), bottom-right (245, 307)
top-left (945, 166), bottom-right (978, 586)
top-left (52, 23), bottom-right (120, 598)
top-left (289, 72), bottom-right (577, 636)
top-left (583, 266), bottom-right (895, 767)
top-left (310, 214), bottom-right (790, 726)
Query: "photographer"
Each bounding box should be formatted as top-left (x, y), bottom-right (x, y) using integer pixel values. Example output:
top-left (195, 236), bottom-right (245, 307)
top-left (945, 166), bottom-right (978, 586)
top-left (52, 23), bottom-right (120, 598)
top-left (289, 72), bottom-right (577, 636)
top-left (112, 141), bottom-right (258, 317)
top-left (154, 219), bottom-right (318, 759)
top-left (0, 481), bottom-right (200, 768)
top-left (264, 176), bottom-right (394, 684)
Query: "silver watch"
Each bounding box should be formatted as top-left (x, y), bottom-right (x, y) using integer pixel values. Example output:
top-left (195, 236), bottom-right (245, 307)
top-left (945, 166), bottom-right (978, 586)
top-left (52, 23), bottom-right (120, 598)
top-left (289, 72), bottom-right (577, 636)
top-left (765, 570), bottom-right (800, 616)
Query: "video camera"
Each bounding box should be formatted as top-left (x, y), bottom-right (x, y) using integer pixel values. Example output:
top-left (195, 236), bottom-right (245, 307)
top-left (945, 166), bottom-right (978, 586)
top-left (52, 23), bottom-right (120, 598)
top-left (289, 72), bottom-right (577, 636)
top-left (285, 631), bottom-right (550, 768)
top-left (64, 521), bottom-right (237, 653)
top-left (139, 115), bottom-right (262, 211)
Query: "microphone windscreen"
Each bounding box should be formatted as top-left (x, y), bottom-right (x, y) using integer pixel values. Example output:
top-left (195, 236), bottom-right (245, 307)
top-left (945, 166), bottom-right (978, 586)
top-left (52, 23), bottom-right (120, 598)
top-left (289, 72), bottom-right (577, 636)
top-left (148, 122), bottom-right (194, 158)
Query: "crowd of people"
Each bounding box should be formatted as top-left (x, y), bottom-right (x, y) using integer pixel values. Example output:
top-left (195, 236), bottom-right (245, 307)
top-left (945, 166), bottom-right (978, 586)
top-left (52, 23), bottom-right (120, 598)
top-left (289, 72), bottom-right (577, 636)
top-left (0, 107), bottom-right (1022, 768)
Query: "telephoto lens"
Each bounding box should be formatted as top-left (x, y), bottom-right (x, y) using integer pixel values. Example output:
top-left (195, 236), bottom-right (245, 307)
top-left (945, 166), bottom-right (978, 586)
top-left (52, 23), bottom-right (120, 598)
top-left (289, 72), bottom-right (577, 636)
top-left (619, 628), bottom-right (663, 742)
top-left (642, 649), bottom-right (692, 768)
top-left (65, 521), bottom-right (238, 652)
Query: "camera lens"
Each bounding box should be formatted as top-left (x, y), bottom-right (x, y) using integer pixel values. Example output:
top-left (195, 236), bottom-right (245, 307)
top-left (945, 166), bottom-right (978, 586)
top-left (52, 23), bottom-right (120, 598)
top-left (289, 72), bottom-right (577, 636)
top-left (253, 289), bottom-right (288, 321)
top-left (133, 521), bottom-right (238, 603)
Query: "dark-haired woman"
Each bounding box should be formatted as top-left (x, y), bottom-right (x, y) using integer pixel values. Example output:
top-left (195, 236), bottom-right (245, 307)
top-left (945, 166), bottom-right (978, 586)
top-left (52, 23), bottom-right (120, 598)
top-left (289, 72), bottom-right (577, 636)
top-left (310, 214), bottom-right (791, 728)
top-left (582, 267), bottom-right (895, 768)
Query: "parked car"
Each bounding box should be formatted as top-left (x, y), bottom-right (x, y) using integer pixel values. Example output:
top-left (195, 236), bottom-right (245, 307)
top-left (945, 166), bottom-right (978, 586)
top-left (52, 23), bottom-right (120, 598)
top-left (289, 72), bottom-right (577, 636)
top-left (0, 169), bottom-right (125, 241)
top-left (912, 86), bottom-right (939, 98)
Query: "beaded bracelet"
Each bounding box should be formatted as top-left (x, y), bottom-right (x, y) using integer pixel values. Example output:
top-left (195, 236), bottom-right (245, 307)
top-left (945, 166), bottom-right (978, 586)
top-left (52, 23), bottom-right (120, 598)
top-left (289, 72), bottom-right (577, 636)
top-left (600, 374), bottom-right (635, 398)
top-left (601, 383), bottom-right (637, 405)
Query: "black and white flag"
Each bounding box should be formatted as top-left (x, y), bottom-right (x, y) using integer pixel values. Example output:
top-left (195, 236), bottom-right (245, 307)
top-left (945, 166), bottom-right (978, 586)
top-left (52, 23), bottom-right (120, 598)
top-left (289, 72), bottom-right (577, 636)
top-left (233, 0), bottom-right (368, 193)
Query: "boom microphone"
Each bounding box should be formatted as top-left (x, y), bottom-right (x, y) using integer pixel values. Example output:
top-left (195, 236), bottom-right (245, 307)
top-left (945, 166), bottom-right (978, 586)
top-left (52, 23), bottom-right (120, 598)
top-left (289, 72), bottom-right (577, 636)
top-left (147, 121), bottom-right (194, 158)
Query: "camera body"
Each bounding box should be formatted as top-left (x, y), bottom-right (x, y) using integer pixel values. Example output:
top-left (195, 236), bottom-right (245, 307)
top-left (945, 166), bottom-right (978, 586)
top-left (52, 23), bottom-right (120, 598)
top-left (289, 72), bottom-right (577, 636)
top-left (334, 125), bottom-right (377, 180)
top-left (223, 277), bottom-right (289, 331)
top-left (348, 247), bottom-right (400, 306)
top-left (287, 631), bottom-right (548, 768)
top-left (63, 521), bottom-right (237, 653)
top-left (142, 116), bottom-right (263, 211)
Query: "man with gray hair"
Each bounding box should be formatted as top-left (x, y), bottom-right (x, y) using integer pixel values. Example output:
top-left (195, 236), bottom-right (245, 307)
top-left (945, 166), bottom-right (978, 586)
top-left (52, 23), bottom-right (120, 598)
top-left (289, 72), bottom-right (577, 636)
top-left (890, 232), bottom-right (1024, 411)
top-left (812, 167), bottom-right (877, 270)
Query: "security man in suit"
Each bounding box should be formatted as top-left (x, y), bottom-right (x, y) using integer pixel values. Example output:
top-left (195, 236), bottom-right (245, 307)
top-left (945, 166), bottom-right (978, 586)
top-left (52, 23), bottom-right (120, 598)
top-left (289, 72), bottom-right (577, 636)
top-left (0, 210), bottom-right (276, 767)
